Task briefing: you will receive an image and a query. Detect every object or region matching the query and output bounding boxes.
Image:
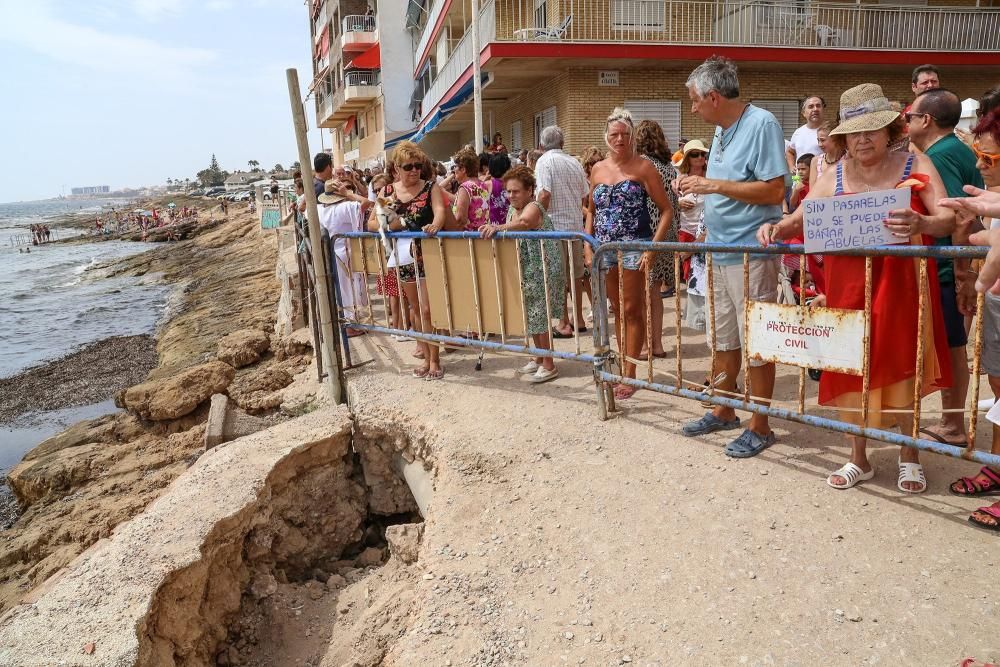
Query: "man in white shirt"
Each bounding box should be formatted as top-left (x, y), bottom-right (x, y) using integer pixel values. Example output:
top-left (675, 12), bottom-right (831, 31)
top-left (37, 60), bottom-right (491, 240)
top-left (785, 95), bottom-right (826, 171)
top-left (534, 125), bottom-right (591, 337)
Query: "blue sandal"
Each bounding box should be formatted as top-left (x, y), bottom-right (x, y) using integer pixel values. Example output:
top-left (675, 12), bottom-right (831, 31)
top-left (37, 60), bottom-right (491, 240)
top-left (724, 429), bottom-right (776, 459)
top-left (682, 412), bottom-right (741, 437)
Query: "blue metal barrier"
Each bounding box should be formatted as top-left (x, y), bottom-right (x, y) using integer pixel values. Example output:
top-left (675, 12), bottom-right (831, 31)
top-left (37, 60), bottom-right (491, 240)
top-left (589, 240), bottom-right (999, 467)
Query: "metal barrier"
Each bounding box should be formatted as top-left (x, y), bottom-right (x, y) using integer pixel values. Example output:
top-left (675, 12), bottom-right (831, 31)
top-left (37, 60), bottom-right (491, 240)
top-left (328, 229), bottom-right (606, 397)
top-left (589, 240), bottom-right (1000, 467)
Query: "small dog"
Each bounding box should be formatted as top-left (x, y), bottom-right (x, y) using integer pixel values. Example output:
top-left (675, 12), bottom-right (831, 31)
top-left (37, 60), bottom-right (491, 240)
top-left (374, 197), bottom-right (398, 257)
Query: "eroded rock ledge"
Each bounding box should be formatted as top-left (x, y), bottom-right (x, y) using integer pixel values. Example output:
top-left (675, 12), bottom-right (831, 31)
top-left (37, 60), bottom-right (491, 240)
top-left (0, 405), bottom-right (430, 666)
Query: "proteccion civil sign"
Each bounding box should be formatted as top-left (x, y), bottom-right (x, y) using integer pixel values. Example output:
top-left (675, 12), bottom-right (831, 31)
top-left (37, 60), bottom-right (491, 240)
top-left (746, 302), bottom-right (865, 375)
top-left (803, 187), bottom-right (910, 254)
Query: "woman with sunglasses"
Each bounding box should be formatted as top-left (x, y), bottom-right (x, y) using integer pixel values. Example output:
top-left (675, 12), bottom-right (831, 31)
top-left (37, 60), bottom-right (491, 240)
top-left (672, 140), bottom-right (709, 282)
top-left (368, 141), bottom-right (453, 380)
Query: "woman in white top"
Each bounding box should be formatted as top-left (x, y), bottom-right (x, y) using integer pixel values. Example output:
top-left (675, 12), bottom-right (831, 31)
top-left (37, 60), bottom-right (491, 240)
top-left (317, 178), bottom-right (373, 332)
top-left (671, 140), bottom-right (708, 281)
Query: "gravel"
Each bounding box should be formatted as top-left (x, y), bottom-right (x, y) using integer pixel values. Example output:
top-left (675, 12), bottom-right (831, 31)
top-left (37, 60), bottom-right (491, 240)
top-left (0, 335), bottom-right (158, 424)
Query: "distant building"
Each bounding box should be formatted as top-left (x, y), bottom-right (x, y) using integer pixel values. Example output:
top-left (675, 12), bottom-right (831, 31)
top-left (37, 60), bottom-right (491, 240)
top-left (71, 185), bottom-right (110, 195)
top-left (308, 0), bottom-right (410, 169)
top-left (224, 171), bottom-right (254, 192)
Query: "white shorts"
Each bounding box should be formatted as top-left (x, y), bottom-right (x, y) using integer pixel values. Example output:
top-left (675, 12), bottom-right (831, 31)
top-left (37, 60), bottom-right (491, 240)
top-left (704, 257), bottom-right (779, 367)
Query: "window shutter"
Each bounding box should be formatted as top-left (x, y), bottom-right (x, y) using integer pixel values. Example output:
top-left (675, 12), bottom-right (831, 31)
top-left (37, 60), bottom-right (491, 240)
top-left (624, 99), bottom-right (682, 150)
top-left (511, 120), bottom-right (523, 152)
top-left (751, 99), bottom-right (801, 140)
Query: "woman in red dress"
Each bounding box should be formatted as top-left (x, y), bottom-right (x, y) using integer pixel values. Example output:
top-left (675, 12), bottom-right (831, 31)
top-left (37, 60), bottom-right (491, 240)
top-left (760, 84), bottom-right (956, 493)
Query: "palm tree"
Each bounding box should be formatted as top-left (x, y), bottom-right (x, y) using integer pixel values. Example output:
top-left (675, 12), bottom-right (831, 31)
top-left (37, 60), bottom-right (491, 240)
top-left (248, 159), bottom-right (260, 172)
top-left (166, 178), bottom-right (173, 187)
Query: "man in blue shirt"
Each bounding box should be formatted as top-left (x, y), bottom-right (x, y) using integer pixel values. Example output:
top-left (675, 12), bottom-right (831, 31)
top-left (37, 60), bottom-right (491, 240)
top-left (678, 56), bottom-right (789, 458)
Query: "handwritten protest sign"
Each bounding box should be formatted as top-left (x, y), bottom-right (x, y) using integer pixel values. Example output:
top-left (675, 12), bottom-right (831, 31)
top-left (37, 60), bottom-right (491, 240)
top-left (747, 302), bottom-right (865, 374)
top-left (803, 187), bottom-right (910, 254)
top-left (260, 202), bottom-right (282, 229)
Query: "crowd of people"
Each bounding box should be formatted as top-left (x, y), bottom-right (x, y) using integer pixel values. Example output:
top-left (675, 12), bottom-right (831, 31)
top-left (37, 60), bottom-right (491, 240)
top-left (87, 205), bottom-right (199, 239)
top-left (303, 56), bottom-right (1000, 530)
top-left (28, 224), bottom-right (52, 245)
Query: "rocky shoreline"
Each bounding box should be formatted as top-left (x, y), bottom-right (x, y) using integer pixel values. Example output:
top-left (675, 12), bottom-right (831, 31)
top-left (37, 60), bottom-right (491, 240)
top-left (0, 205), bottom-right (296, 613)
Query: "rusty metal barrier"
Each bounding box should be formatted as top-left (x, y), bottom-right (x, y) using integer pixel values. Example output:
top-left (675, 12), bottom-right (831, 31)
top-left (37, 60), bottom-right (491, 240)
top-left (328, 229), bottom-right (607, 400)
top-left (589, 240), bottom-right (1000, 467)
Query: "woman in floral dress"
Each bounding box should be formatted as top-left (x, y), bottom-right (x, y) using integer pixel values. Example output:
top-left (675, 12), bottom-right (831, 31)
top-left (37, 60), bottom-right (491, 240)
top-left (480, 165), bottom-right (565, 384)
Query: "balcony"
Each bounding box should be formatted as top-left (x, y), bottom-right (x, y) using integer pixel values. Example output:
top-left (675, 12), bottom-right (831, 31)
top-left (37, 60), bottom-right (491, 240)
top-left (316, 69), bottom-right (382, 128)
top-left (491, 0), bottom-right (1000, 51)
top-left (341, 14), bottom-right (378, 51)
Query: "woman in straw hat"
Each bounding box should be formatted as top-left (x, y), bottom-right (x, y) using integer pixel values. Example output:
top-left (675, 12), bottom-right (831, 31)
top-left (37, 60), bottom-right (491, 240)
top-left (759, 83), bottom-right (956, 494)
top-left (672, 139), bottom-right (710, 281)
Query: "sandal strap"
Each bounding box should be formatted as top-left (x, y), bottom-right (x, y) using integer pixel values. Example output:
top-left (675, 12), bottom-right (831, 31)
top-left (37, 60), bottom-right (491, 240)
top-left (898, 461), bottom-right (927, 492)
top-left (975, 504), bottom-right (1000, 519)
top-left (831, 462), bottom-right (864, 486)
top-left (981, 467), bottom-right (1000, 487)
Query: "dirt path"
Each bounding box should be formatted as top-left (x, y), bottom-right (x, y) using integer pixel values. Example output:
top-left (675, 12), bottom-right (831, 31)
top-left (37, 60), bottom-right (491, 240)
top-left (293, 329), bottom-right (998, 666)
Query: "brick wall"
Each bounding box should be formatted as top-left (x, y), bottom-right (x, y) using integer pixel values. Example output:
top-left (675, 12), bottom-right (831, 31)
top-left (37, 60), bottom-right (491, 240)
top-left (482, 64), bottom-right (989, 156)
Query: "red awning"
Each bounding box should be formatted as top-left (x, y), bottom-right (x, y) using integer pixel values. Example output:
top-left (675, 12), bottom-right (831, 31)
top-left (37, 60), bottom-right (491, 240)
top-left (343, 115), bottom-right (357, 135)
top-left (349, 43), bottom-right (380, 70)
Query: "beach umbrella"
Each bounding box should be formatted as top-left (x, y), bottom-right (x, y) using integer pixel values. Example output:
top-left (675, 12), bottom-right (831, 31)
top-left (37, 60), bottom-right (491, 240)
top-left (167, 202), bottom-right (176, 208)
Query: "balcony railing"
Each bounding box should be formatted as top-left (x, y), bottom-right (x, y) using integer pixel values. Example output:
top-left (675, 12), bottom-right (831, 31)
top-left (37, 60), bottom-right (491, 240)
top-left (345, 69), bottom-right (381, 87)
top-left (343, 14), bottom-right (376, 33)
top-left (422, 6), bottom-right (497, 118)
top-left (491, 0), bottom-right (1000, 51)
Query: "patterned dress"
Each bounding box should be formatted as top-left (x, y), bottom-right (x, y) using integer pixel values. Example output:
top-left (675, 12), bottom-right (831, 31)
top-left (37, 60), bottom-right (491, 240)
top-left (511, 202), bottom-right (566, 334)
top-left (641, 155), bottom-right (679, 287)
top-left (389, 180), bottom-right (435, 283)
top-left (488, 177), bottom-right (510, 226)
top-left (456, 179), bottom-right (491, 230)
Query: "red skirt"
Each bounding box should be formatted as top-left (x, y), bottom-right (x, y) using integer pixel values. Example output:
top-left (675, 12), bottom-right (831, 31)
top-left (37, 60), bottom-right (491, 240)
top-left (376, 271), bottom-right (399, 297)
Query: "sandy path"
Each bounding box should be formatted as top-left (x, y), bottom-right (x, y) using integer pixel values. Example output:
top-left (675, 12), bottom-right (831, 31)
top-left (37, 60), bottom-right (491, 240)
top-left (330, 324), bottom-right (998, 666)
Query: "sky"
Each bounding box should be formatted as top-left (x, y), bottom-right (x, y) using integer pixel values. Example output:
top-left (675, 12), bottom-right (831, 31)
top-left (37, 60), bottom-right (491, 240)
top-left (0, 0), bottom-right (327, 202)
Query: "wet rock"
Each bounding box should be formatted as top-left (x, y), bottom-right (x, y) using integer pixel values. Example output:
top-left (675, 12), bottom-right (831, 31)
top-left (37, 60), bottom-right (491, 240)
top-left (216, 329), bottom-right (270, 368)
top-left (116, 361), bottom-right (235, 421)
top-left (386, 523), bottom-right (424, 564)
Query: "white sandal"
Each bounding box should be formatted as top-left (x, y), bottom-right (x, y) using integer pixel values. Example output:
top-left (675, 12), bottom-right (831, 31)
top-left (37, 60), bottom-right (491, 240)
top-left (827, 462), bottom-right (875, 489)
top-left (897, 460), bottom-right (927, 494)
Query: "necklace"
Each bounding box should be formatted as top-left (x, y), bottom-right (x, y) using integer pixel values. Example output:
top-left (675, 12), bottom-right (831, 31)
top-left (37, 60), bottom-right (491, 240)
top-left (714, 104), bottom-right (750, 157)
top-left (824, 153), bottom-right (838, 165)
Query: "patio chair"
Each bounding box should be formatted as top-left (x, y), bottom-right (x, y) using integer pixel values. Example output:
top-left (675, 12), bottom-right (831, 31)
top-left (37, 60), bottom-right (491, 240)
top-left (513, 14), bottom-right (572, 41)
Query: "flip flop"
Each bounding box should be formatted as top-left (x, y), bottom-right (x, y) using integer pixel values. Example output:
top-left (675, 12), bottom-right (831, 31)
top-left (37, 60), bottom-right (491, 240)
top-left (411, 367), bottom-right (430, 379)
top-left (425, 368), bottom-right (445, 381)
top-left (551, 328), bottom-right (574, 339)
top-left (918, 427), bottom-right (967, 446)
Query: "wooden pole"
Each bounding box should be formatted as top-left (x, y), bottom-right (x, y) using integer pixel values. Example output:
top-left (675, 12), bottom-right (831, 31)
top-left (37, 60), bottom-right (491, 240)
top-left (286, 68), bottom-right (343, 404)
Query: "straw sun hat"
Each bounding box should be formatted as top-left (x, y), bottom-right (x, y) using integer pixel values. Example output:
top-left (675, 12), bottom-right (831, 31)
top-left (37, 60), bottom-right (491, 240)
top-left (829, 83), bottom-right (900, 136)
top-left (675, 139), bottom-right (710, 171)
top-left (317, 179), bottom-right (347, 204)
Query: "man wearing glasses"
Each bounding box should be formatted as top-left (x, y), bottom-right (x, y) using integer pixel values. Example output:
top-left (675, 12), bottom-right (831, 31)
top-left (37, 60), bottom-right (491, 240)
top-left (906, 87), bottom-right (985, 446)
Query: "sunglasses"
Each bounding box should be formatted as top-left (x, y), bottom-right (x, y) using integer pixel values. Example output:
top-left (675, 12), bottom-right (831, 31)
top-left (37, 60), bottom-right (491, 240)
top-left (688, 152), bottom-right (707, 158)
top-left (903, 111), bottom-right (937, 123)
top-left (973, 142), bottom-right (1000, 169)
top-left (399, 163), bottom-right (421, 172)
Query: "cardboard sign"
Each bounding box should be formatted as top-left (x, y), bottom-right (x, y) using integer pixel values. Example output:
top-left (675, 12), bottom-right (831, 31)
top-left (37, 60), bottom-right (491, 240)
top-left (746, 302), bottom-right (865, 374)
top-left (803, 187), bottom-right (910, 254)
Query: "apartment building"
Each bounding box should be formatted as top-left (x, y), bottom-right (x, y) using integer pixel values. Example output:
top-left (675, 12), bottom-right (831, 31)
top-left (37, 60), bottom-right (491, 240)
top-left (396, 0), bottom-right (1000, 159)
top-left (308, 0), bottom-right (412, 169)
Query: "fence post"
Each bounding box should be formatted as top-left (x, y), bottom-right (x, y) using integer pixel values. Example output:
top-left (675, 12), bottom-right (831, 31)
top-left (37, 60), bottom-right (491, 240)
top-left (286, 68), bottom-right (344, 405)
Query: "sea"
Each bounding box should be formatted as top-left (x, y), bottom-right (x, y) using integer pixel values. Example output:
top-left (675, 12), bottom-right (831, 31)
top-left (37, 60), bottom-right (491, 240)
top-left (0, 198), bottom-right (171, 474)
